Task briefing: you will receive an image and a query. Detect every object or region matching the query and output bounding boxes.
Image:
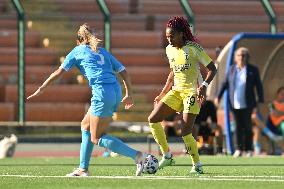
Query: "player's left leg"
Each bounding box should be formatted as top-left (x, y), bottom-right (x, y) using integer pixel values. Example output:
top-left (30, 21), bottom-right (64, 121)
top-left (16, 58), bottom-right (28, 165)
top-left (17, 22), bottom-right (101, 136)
top-left (90, 115), bottom-right (147, 176)
top-left (182, 94), bottom-right (203, 174)
top-left (90, 115), bottom-right (136, 158)
top-left (181, 113), bottom-right (203, 174)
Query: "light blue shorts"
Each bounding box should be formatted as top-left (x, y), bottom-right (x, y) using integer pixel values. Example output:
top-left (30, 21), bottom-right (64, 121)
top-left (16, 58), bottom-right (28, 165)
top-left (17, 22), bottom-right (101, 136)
top-left (90, 82), bottom-right (122, 117)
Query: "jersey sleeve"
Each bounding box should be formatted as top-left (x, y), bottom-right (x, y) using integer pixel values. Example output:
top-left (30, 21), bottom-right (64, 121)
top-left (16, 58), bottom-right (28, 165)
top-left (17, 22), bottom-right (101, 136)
top-left (60, 48), bottom-right (77, 71)
top-left (108, 51), bottom-right (125, 73)
top-left (166, 45), bottom-right (173, 68)
top-left (198, 49), bottom-right (212, 67)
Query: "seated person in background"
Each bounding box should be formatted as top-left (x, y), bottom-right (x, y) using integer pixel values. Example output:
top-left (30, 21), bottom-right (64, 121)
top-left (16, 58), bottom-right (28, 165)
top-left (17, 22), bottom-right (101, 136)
top-left (161, 113), bottom-right (183, 137)
top-left (160, 113), bottom-right (185, 155)
top-left (251, 111), bottom-right (282, 155)
top-left (0, 134), bottom-right (18, 159)
top-left (194, 99), bottom-right (223, 154)
top-left (267, 86), bottom-right (284, 140)
top-left (251, 86), bottom-right (284, 155)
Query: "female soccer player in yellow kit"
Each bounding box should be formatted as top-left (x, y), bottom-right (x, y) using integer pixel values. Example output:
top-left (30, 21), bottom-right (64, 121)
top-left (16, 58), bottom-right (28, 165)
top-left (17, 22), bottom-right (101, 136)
top-left (148, 16), bottom-right (217, 174)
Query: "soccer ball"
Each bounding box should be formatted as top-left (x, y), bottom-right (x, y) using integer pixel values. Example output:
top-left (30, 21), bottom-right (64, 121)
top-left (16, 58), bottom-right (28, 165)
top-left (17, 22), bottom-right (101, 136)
top-left (142, 154), bottom-right (159, 174)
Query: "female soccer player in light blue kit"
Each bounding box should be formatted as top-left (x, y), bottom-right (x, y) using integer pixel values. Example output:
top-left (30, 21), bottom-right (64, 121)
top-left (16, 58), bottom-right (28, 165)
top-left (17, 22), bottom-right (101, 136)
top-left (27, 23), bottom-right (147, 176)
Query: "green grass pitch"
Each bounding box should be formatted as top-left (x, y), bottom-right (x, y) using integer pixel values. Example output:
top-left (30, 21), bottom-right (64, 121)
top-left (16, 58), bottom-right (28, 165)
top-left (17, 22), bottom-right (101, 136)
top-left (0, 156), bottom-right (283, 189)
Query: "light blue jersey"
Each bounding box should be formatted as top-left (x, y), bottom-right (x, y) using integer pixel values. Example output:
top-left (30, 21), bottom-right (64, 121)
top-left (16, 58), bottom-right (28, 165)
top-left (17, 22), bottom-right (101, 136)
top-left (61, 45), bottom-right (125, 117)
top-left (61, 45), bottom-right (125, 85)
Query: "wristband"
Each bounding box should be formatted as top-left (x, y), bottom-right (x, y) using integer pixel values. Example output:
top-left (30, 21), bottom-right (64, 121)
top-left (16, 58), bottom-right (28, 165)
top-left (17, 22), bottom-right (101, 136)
top-left (202, 81), bottom-right (209, 88)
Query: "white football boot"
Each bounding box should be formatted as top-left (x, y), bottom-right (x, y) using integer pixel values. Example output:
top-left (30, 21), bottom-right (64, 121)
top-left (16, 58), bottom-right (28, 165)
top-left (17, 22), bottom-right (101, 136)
top-left (66, 168), bottom-right (89, 177)
top-left (135, 152), bottom-right (147, 176)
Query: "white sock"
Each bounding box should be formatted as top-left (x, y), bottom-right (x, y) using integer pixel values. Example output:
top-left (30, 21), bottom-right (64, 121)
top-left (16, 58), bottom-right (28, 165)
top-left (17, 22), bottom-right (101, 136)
top-left (164, 152), bottom-right (172, 159)
top-left (195, 161), bottom-right (202, 167)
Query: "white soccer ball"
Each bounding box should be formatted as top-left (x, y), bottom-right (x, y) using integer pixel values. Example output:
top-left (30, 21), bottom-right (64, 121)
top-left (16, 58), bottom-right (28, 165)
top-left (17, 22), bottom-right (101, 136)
top-left (142, 154), bottom-right (159, 174)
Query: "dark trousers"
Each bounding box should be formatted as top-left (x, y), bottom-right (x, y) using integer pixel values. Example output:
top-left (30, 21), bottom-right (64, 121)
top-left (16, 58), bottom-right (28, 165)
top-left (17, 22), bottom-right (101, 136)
top-left (232, 108), bottom-right (253, 151)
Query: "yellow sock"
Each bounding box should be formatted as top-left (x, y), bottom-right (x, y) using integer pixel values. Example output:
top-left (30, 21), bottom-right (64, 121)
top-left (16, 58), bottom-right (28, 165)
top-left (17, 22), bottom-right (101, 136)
top-left (149, 122), bottom-right (169, 155)
top-left (182, 133), bottom-right (200, 165)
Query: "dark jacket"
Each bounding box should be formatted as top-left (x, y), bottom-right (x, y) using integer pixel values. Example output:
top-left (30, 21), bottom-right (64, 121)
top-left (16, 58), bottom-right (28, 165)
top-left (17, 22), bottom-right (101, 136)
top-left (217, 63), bottom-right (264, 109)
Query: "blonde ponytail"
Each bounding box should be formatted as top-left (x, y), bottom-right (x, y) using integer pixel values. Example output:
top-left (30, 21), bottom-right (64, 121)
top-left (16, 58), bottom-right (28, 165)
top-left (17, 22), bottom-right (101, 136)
top-left (77, 23), bottom-right (102, 52)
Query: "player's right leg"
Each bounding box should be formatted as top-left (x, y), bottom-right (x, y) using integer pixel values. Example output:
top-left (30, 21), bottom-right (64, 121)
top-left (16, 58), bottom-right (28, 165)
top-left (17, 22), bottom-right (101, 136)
top-left (148, 91), bottom-right (181, 169)
top-left (66, 109), bottom-right (93, 177)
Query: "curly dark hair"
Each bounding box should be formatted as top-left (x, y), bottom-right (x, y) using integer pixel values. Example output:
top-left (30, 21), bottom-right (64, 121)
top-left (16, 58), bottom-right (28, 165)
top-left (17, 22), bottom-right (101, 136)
top-left (167, 16), bottom-right (196, 42)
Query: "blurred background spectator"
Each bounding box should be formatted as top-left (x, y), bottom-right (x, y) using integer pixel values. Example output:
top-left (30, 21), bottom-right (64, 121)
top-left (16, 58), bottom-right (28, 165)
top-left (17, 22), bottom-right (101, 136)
top-left (0, 134), bottom-right (18, 159)
top-left (215, 47), bottom-right (264, 157)
top-left (161, 112), bottom-right (183, 138)
top-left (194, 99), bottom-right (223, 155)
top-left (266, 86), bottom-right (284, 154)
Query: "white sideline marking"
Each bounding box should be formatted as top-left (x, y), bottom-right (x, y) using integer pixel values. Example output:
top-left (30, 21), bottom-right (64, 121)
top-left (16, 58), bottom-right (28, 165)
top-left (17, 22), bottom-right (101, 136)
top-left (0, 175), bottom-right (284, 182)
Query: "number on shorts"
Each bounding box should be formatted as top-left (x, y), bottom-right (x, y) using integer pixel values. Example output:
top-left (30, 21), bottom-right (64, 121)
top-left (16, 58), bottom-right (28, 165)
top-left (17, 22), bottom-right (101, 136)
top-left (187, 96), bottom-right (196, 106)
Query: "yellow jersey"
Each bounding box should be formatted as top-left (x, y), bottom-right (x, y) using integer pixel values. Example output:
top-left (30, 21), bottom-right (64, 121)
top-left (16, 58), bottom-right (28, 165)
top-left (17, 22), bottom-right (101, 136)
top-left (166, 41), bottom-right (212, 94)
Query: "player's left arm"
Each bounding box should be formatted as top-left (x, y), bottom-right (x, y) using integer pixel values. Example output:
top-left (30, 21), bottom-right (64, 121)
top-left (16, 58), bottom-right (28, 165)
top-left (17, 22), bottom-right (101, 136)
top-left (118, 69), bottom-right (134, 110)
top-left (197, 61), bottom-right (217, 103)
top-left (27, 67), bottom-right (65, 100)
top-left (254, 66), bottom-right (264, 113)
top-left (254, 66), bottom-right (264, 103)
top-left (108, 49), bottom-right (134, 110)
top-left (203, 62), bottom-right (217, 86)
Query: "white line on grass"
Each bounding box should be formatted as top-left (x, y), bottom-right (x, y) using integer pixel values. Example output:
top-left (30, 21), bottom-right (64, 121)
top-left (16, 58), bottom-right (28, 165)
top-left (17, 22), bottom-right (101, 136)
top-left (1, 175), bottom-right (284, 182)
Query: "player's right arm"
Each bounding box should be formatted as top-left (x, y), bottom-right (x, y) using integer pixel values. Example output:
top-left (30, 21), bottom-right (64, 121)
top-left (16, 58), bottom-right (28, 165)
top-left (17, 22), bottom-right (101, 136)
top-left (27, 67), bottom-right (65, 100)
top-left (27, 48), bottom-right (77, 100)
top-left (154, 70), bottom-right (174, 104)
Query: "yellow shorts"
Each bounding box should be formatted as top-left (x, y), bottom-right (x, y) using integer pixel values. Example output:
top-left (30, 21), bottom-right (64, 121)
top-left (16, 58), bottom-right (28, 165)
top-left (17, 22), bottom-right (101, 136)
top-left (161, 90), bottom-right (200, 114)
